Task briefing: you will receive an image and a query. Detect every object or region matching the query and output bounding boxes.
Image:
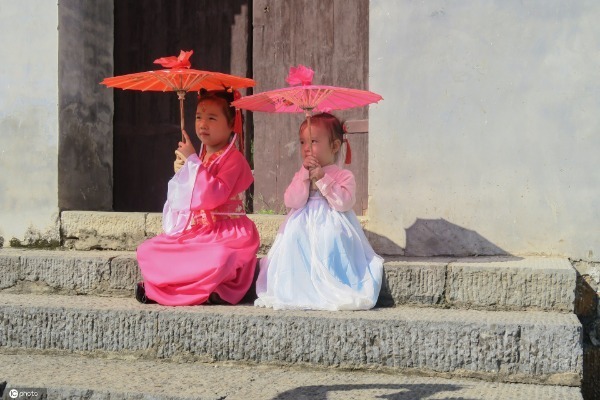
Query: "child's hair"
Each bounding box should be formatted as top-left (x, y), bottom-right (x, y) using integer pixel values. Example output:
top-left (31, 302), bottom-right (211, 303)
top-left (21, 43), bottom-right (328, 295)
top-left (299, 113), bottom-right (343, 143)
top-left (198, 89), bottom-right (236, 128)
top-left (198, 88), bottom-right (246, 154)
top-left (299, 112), bottom-right (344, 161)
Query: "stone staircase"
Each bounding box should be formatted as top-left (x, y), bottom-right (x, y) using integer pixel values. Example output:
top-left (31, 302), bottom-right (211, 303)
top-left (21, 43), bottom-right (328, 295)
top-left (0, 211), bottom-right (585, 399)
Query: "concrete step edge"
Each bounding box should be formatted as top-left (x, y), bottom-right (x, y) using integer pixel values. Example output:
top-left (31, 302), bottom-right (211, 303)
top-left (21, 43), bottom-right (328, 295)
top-left (0, 293), bottom-right (583, 386)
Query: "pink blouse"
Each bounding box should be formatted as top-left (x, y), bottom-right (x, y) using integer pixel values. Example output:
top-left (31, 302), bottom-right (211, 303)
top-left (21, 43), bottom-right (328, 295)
top-left (284, 164), bottom-right (356, 212)
top-left (162, 147), bottom-right (253, 235)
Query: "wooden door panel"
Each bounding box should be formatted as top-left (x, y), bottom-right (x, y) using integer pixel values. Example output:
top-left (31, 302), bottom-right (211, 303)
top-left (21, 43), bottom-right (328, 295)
top-left (252, 0), bottom-right (369, 215)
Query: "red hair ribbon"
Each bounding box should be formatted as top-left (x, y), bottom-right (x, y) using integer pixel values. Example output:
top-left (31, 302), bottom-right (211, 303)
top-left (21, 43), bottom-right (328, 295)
top-left (343, 137), bottom-right (352, 164)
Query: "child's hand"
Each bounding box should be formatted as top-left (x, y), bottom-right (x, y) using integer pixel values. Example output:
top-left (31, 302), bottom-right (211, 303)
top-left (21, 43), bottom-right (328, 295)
top-left (177, 130), bottom-right (196, 158)
top-left (303, 155), bottom-right (320, 170)
top-left (309, 164), bottom-right (325, 181)
top-left (173, 150), bottom-right (186, 173)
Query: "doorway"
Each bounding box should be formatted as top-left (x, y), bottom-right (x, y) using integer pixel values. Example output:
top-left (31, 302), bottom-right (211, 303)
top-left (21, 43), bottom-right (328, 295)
top-left (112, 0), bottom-right (251, 211)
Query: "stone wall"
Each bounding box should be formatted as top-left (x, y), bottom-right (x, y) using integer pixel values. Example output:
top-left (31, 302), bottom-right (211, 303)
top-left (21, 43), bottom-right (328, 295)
top-left (0, 1), bottom-right (114, 247)
top-left (369, 1), bottom-right (600, 261)
top-left (0, 2), bottom-right (60, 246)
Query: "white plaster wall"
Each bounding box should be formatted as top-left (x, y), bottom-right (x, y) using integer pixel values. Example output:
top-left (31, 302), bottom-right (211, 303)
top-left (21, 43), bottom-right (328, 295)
top-left (0, 2), bottom-right (59, 244)
top-left (369, 1), bottom-right (600, 261)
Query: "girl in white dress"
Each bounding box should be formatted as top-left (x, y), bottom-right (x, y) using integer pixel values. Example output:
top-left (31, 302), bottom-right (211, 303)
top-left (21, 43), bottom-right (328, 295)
top-left (255, 113), bottom-right (383, 311)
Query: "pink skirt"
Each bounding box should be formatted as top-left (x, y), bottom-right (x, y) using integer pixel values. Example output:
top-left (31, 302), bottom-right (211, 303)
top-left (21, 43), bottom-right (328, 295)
top-left (136, 216), bottom-right (259, 306)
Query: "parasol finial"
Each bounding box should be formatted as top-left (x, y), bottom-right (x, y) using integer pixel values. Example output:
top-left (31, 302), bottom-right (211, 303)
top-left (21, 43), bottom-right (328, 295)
top-left (154, 50), bottom-right (194, 69)
top-left (285, 65), bottom-right (314, 86)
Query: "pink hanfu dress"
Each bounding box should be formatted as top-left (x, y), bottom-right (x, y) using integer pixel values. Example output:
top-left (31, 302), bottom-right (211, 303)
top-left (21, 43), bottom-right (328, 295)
top-left (137, 142), bottom-right (259, 306)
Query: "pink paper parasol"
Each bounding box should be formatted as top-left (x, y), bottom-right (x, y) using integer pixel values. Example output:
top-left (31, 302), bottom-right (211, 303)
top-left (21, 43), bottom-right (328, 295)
top-left (231, 65), bottom-right (382, 154)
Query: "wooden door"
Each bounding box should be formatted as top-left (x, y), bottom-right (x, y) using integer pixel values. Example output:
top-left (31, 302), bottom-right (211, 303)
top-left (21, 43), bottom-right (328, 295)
top-left (113, 0), bottom-right (251, 211)
top-left (251, 0), bottom-right (370, 215)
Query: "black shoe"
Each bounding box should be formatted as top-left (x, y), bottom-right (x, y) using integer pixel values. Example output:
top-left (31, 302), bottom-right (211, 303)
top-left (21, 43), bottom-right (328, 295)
top-left (135, 282), bottom-right (155, 304)
top-left (208, 292), bottom-right (229, 305)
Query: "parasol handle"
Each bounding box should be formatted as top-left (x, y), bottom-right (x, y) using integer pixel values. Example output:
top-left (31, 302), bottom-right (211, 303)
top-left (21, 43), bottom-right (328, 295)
top-left (177, 91), bottom-right (186, 142)
top-left (305, 109), bottom-right (317, 186)
top-left (305, 110), bottom-right (313, 157)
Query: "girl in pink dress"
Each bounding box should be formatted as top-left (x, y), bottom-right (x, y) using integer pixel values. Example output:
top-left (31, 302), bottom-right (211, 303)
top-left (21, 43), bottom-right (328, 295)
top-left (136, 89), bottom-right (259, 306)
top-left (255, 113), bottom-right (383, 311)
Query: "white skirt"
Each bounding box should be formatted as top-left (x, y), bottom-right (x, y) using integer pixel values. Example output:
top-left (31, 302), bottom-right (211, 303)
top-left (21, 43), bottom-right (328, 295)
top-left (255, 191), bottom-right (384, 311)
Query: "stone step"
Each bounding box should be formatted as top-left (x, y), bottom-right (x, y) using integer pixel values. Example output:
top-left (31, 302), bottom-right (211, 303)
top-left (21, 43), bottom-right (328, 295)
top-left (0, 293), bottom-right (582, 386)
top-left (60, 211), bottom-right (300, 253)
top-left (0, 353), bottom-right (583, 400)
top-left (0, 249), bottom-right (576, 312)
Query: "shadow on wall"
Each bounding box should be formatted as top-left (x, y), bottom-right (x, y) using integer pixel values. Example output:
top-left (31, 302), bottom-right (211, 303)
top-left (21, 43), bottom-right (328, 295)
top-left (270, 383), bottom-right (474, 400)
top-left (405, 218), bottom-right (512, 257)
top-left (367, 218), bottom-right (516, 258)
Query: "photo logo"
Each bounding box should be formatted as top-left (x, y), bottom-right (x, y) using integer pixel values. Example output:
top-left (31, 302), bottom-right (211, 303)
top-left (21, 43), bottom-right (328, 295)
top-left (5, 388), bottom-right (46, 399)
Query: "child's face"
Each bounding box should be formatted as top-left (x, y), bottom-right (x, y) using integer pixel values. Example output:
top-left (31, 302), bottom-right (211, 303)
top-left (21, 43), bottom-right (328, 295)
top-left (195, 100), bottom-right (232, 152)
top-left (299, 124), bottom-right (340, 166)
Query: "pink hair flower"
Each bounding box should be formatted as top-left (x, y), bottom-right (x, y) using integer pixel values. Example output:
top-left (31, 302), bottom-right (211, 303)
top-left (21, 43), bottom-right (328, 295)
top-left (154, 50), bottom-right (193, 69)
top-left (285, 64), bottom-right (314, 86)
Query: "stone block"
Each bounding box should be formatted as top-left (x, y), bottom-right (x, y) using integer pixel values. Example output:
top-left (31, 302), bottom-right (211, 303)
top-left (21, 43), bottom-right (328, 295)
top-left (248, 214), bottom-right (285, 253)
top-left (0, 251), bottom-right (21, 289)
top-left (378, 257), bottom-right (448, 306)
top-left (20, 251), bottom-right (111, 293)
top-left (446, 257), bottom-right (576, 312)
top-left (145, 213), bottom-right (163, 237)
top-left (61, 211), bottom-right (146, 251)
top-left (109, 255), bottom-right (142, 291)
top-left (0, 295), bottom-right (156, 355)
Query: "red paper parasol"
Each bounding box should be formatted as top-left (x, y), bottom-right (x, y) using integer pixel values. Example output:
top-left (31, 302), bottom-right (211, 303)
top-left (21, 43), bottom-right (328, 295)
top-left (231, 65), bottom-right (382, 154)
top-left (101, 50), bottom-right (256, 136)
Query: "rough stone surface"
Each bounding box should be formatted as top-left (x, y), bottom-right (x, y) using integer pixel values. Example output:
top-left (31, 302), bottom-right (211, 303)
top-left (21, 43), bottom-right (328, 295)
top-left (0, 353), bottom-right (583, 400)
top-left (109, 254), bottom-right (143, 292)
top-left (248, 214), bottom-right (285, 253)
top-left (0, 251), bottom-right (580, 312)
top-left (20, 251), bottom-right (111, 293)
top-left (377, 257), bottom-right (448, 306)
top-left (145, 213), bottom-right (163, 237)
top-left (0, 293), bottom-right (582, 386)
top-left (0, 252), bottom-right (20, 289)
top-left (0, 250), bottom-right (132, 295)
top-left (446, 257), bottom-right (576, 312)
top-left (61, 211), bottom-right (146, 251)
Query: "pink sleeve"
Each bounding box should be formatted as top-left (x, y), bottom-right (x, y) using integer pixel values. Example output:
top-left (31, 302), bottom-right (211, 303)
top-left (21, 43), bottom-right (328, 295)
top-left (190, 154), bottom-right (249, 210)
top-left (315, 169), bottom-right (356, 212)
top-left (284, 167), bottom-right (310, 209)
